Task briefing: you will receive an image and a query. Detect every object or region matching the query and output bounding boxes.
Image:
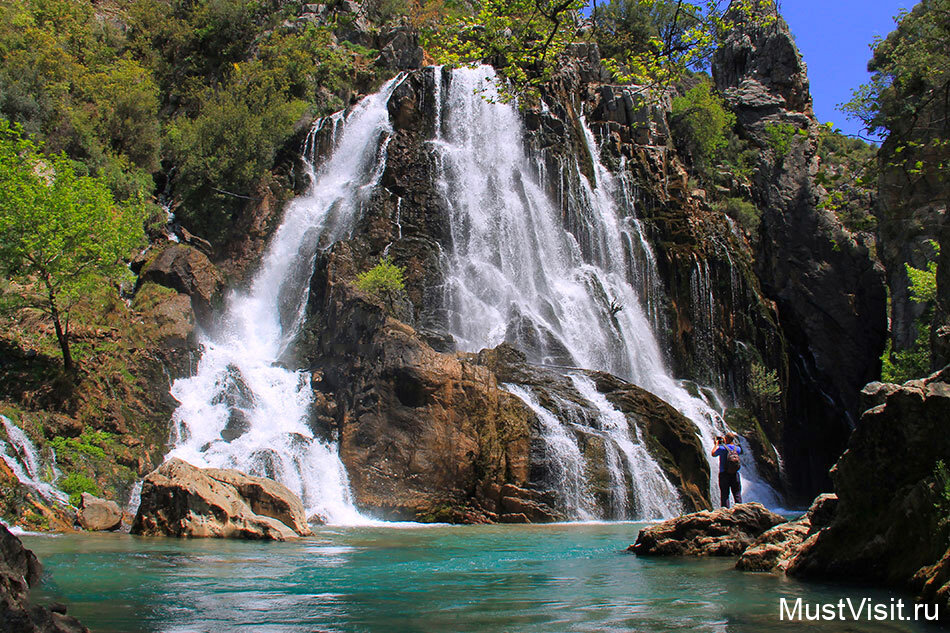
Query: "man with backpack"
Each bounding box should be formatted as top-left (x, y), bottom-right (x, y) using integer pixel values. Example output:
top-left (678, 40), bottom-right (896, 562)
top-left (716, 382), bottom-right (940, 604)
top-left (712, 433), bottom-right (743, 508)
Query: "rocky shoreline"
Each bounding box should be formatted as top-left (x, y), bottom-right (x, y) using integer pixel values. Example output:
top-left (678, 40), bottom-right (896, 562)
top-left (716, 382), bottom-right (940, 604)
top-left (630, 367), bottom-right (950, 617)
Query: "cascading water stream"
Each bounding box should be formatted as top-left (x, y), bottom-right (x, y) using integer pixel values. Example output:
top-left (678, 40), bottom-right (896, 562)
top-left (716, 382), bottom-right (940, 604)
top-left (434, 66), bottom-right (779, 512)
top-left (166, 76), bottom-right (406, 525)
top-left (502, 384), bottom-right (596, 520)
top-left (0, 415), bottom-right (68, 505)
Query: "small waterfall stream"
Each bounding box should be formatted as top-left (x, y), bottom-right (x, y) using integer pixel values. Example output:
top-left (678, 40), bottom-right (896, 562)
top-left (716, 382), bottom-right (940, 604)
top-left (0, 415), bottom-right (68, 505)
top-left (166, 76), bottom-right (406, 525)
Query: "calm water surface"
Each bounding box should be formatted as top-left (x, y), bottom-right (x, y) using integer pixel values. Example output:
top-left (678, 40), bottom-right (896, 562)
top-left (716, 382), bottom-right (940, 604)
top-left (22, 523), bottom-right (941, 633)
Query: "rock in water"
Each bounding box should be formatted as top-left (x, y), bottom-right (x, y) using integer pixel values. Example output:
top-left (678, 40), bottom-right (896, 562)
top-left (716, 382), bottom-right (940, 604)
top-left (76, 493), bottom-right (122, 532)
top-left (787, 374), bottom-right (950, 614)
top-left (736, 494), bottom-right (837, 573)
top-left (1, 524), bottom-right (89, 632)
top-left (202, 468), bottom-right (314, 536)
top-left (629, 503), bottom-right (786, 557)
top-left (131, 459), bottom-right (312, 540)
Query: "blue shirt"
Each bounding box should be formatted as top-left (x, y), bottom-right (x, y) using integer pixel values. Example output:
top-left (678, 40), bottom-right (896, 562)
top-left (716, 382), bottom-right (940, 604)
top-left (713, 443), bottom-right (742, 473)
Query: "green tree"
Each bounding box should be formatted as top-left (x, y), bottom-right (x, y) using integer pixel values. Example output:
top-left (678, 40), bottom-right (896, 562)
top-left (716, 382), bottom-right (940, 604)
top-left (595, 0), bottom-right (777, 87)
top-left (748, 362), bottom-right (781, 403)
top-left (423, 0), bottom-right (587, 101)
top-left (670, 78), bottom-right (735, 170)
top-left (0, 121), bottom-right (145, 371)
top-left (355, 257), bottom-right (407, 314)
top-left (843, 0), bottom-right (949, 198)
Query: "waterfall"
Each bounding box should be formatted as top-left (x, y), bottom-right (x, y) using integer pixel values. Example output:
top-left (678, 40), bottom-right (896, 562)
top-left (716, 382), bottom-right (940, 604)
top-left (0, 415), bottom-right (68, 505)
top-left (435, 66), bottom-right (778, 512)
top-left (502, 384), bottom-right (596, 520)
top-left (165, 75), bottom-right (406, 525)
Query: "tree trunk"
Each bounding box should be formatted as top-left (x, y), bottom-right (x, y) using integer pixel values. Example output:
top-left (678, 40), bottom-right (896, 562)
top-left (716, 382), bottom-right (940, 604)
top-left (45, 281), bottom-right (73, 372)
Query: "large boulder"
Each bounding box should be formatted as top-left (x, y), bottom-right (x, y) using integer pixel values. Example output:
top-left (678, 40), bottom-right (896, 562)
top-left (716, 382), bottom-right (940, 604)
top-left (131, 459), bottom-right (312, 540)
top-left (736, 493), bottom-right (837, 573)
top-left (76, 493), bottom-right (122, 532)
top-left (201, 468), bottom-right (313, 536)
top-left (1, 524), bottom-right (89, 632)
top-left (629, 502), bottom-right (786, 557)
top-left (787, 373), bottom-right (950, 614)
top-left (138, 244), bottom-right (224, 323)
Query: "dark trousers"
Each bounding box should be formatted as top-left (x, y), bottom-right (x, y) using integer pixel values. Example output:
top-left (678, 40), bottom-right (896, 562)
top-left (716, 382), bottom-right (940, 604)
top-left (719, 472), bottom-right (742, 508)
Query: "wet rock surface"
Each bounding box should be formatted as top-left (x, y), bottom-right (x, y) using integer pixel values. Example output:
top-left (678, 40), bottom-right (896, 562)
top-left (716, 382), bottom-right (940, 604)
top-left (629, 502), bottom-right (785, 557)
top-left (1, 524), bottom-right (89, 632)
top-left (736, 494), bottom-right (837, 572)
top-left (132, 459), bottom-right (312, 540)
top-left (713, 5), bottom-right (887, 497)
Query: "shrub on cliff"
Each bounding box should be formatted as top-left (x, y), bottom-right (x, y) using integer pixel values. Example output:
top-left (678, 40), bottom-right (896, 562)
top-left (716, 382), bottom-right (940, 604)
top-left (671, 78), bottom-right (735, 172)
top-left (355, 257), bottom-right (407, 315)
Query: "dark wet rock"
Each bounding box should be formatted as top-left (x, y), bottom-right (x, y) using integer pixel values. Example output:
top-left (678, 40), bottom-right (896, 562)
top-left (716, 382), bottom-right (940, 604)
top-left (787, 375), bottom-right (950, 613)
top-left (138, 244), bottom-right (224, 323)
top-left (132, 459), bottom-right (311, 540)
top-left (76, 493), bottom-right (122, 532)
top-left (629, 502), bottom-right (785, 557)
top-left (1, 524), bottom-right (89, 632)
top-left (713, 5), bottom-right (887, 497)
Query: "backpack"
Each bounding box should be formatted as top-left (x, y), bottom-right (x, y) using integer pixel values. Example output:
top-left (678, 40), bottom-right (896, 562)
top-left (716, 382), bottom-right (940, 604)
top-left (724, 445), bottom-right (741, 474)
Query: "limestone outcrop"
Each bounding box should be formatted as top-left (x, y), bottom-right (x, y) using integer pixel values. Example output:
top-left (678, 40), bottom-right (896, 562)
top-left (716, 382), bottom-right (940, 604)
top-left (629, 502), bottom-right (785, 557)
top-left (138, 244), bottom-right (224, 323)
top-left (131, 459), bottom-right (312, 540)
top-left (76, 493), bottom-right (122, 532)
top-left (1, 524), bottom-right (89, 632)
top-left (736, 493), bottom-right (837, 572)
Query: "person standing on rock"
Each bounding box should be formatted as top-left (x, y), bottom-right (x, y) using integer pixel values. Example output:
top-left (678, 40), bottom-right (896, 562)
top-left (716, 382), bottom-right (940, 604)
top-left (712, 433), bottom-right (743, 508)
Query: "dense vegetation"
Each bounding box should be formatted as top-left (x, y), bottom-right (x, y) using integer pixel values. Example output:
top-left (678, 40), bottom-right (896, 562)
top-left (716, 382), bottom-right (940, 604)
top-left (0, 0), bottom-right (383, 247)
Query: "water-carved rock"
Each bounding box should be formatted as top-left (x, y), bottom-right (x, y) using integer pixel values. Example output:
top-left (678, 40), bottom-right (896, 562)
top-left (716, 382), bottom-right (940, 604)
top-left (1, 524), bottom-right (89, 632)
top-left (736, 493), bottom-right (836, 572)
top-left (76, 493), bottom-right (122, 532)
top-left (132, 459), bottom-right (312, 540)
top-left (787, 373), bottom-right (950, 614)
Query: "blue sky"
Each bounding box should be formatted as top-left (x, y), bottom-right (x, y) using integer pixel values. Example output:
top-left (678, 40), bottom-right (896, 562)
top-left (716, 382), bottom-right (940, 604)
top-left (780, 0), bottom-right (912, 138)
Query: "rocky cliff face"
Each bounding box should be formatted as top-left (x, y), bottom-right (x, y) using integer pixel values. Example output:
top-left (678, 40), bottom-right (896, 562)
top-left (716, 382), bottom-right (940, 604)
top-left (712, 7), bottom-right (887, 496)
top-left (787, 371), bottom-right (950, 612)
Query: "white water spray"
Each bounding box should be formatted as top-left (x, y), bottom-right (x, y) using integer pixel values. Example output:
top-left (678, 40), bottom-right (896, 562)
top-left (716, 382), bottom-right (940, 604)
top-left (0, 415), bottom-right (68, 505)
top-left (435, 66), bottom-right (778, 511)
top-left (166, 76), bottom-right (406, 525)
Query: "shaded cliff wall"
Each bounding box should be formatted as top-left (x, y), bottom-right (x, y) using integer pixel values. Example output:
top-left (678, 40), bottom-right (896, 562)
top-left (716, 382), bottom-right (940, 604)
top-left (712, 7), bottom-right (887, 497)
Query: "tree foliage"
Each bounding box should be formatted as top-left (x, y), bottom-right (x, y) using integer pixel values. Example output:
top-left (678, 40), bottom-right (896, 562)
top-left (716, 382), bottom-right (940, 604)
top-left (423, 0), bottom-right (587, 101)
top-left (843, 0), bottom-right (950, 198)
top-left (594, 0), bottom-right (777, 87)
top-left (670, 78), bottom-right (735, 169)
top-left (748, 362), bottom-right (781, 403)
top-left (0, 121), bottom-right (145, 371)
